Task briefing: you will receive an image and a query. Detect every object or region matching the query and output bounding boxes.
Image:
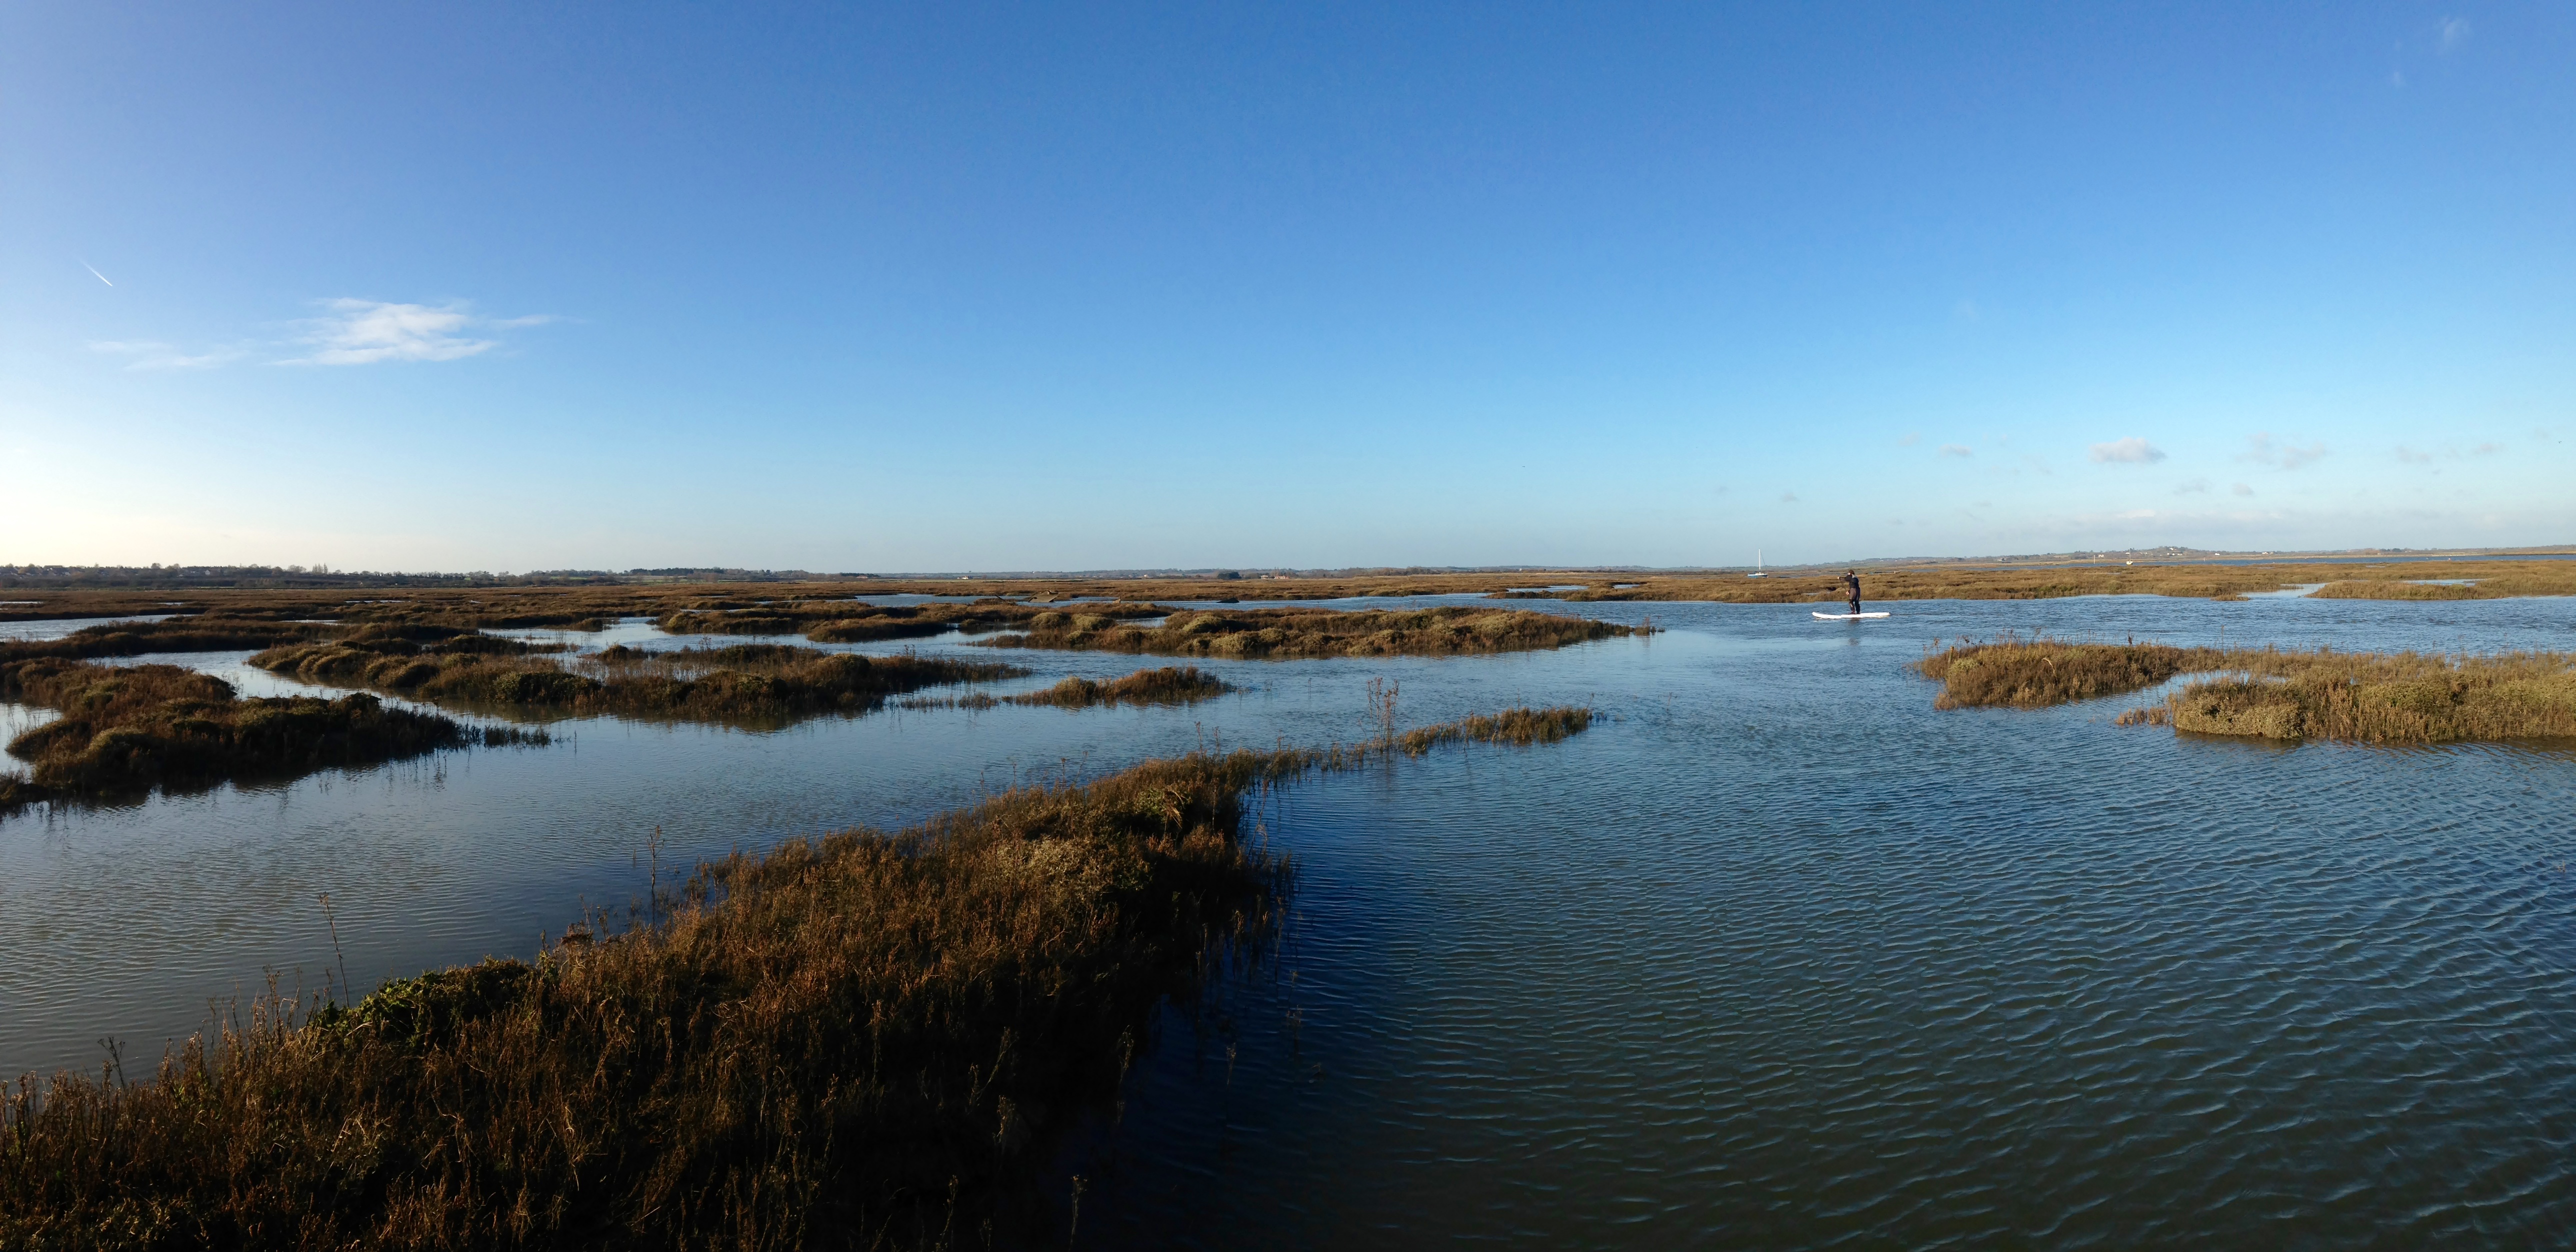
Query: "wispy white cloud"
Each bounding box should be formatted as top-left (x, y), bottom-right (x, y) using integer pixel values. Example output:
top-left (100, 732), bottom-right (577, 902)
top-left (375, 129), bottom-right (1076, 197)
top-left (2440, 16), bottom-right (2470, 51)
top-left (2088, 436), bottom-right (2166, 464)
top-left (2232, 482), bottom-right (2254, 496)
top-left (284, 299), bottom-right (552, 366)
top-left (2242, 432), bottom-right (2328, 470)
top-left (2174, 478), bottom-right (2209, 496)
top-left (88, 297), bottom-right (554, 372)
top-left (1780, 490), bottom-right (1800, 504)
top-left (88, 340), bottom-right (242, 371)
top-left (1938, 444), bottom-right (1972, 458)
top-left (2396, 445), bottom-right (2434, 464)
top-left (1898, 432), bottom-right (1922, 447)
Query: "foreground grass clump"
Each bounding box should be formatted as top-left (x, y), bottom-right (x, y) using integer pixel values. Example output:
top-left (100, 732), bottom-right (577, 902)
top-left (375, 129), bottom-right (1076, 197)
top-left (1922, 637), bottom-right (2576, 744)
top-left (2156, 652), bottom-right (2576, 743)
top-left (0, 658), bottom-right (538, 815)
top-left (0, 708), bottom-right (1594, 1246)
top-left (250, 638), bottom-right (1025, 725)
top-left (976, 606), bottom-right (1645, 660)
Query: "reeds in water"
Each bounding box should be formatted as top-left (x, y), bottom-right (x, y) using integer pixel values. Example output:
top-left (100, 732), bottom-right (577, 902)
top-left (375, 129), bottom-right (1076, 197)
top-left (1924, 636), bottom-right (2576, 744)
top-left (1005, 666), bottom-right (1232, 708)
top-left (248, 638), bottom-right (1026, 726)
top-left (1916, 636), bottom-right (2205, 708)
top-left (0, 708), bottom-right (1596, 1245)
top-left (0, 658), bottom-right (540, 815)
top-left (974, 606), bottom-right (1645, 660)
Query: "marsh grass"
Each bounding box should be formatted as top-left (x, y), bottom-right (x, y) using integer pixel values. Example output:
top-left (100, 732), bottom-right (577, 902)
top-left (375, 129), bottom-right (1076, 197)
top-left (1392, 706), bottom-right (1592, 752)
top-left (2308, 580), bottom-right (2482, 600)
top-left (656, 601), bottom-right (1164, 644)
top-left (250, 638), bottom-right (1026, 726)
top-left (1916, 637), bottom-right (2205, 709)
top-left (1008, 666), bottom-right (1232, 708)
top-left (0, 617), bottom-right (334, 662)
top-left (2161, 653), bottom-right (2576, 742)
top-left (1922, 636), bottom-right (2576, 744)
top-left (12, 560), bottom-right (2572, 640)
top-left (0, 707), bottom-right (1596, 1248)
top-left (896, 668), bottom-right (1234, 712)
top-left (974, 606), bottom-right (1644, 660)
top-left (0, 658), bottom-right (539, 816)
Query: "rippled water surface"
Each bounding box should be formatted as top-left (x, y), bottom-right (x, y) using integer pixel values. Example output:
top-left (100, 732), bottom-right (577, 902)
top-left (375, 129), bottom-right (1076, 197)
top-left (6, 594), bottom-right (2575, 1247)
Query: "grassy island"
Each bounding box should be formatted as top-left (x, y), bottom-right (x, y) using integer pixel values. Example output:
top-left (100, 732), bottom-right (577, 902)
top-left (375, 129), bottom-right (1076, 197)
top-left (1, 708), bottom-right (1597, 1246)
top-left (250, 638), bottom-right (1024, 726)
top-left (972, 606), bottom-right (1646, 660)
top-left (1920, 638), bottom-right (2576, 744)
top-left (657, 599), bottom-right (1165, 644)
top-left (990, 665), bottom-right (1234, 709)
top-left (0, 658), bottom-right (540, 816)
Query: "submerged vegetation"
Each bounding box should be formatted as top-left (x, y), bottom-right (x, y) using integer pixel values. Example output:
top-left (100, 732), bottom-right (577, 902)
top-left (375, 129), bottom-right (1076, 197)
top-left (0, 658), bottom-right (538, 816)
top-left (1920, 637), bottom-right (2576, 744)
top-left (2, 708), bottom-right (1596, 1246)
top-left (250, 637), bottom-right (1024, 725)
top-left (975, 606), bottom-right (1646, 660)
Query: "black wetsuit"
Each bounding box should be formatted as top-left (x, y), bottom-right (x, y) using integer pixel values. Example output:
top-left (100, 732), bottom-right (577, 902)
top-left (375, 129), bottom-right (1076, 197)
top-left (1842, 572), bottom-right (1862, 614)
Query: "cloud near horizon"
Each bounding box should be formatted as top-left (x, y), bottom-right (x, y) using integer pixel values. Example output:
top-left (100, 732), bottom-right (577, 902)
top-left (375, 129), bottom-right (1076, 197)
top-left (88, 340), bottom-right (242, 371)
top-left (2088, 436), bottom-right (2166, 464)
top-left (2242, 432), bottom-right (2328, 470)
top-left (286, 300), bottom-right (552, 366)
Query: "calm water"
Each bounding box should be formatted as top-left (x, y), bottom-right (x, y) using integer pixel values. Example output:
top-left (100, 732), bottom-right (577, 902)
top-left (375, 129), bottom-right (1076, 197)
top-left (4, 596), bottom-right (2574, 1247)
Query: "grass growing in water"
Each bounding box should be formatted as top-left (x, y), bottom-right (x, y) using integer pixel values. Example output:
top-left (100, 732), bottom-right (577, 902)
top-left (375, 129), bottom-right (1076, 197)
top-left (250, 638), bottom-right (1025, 726)
top-left (1008, 666), bottom-right (1232, 708)
top-left (1392, 706), bottom-right (1592, 752)
top-left (1, 706), bottom-right (1595, 1246)
top-left (0, 658), bottom-right (539, 816)
top-left (660, 600), bottom-right (1165, 644)
top-left (1916, 638), bottom-right (2203, 709)
top-left (0, 617), bottom-right (334, 662)
top-left (1920, 636), bottom-right (2576, 744)
top-left (975, 606), bottom-right (1645, 660)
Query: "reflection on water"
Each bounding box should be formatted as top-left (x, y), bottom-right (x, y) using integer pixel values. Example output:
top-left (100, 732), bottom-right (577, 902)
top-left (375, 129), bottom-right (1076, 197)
top-left (6, 593), bottom-right (2576, 1246)
top-left (0, 614), bottom-right (174, 642)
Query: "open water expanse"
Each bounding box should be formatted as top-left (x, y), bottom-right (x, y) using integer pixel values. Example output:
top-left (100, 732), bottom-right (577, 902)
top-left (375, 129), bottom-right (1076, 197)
top-left (5, 593), bottom-right (2575, 1248)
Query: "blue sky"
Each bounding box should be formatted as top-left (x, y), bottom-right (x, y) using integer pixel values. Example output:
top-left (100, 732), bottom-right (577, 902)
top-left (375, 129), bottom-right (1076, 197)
top-left (4, 2), bottom-right (2570, 572)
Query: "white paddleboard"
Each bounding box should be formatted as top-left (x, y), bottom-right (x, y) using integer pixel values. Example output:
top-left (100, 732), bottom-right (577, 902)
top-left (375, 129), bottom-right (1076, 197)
top-left (1812, 611), bottom-right (1890, 620)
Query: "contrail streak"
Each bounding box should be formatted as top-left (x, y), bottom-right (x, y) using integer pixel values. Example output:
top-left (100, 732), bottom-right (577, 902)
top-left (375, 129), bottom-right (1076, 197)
top-left (82, 262), bottom-right (114, 286)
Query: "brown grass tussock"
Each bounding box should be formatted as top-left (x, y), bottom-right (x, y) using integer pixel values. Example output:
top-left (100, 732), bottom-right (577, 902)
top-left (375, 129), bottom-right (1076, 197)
top-left (1922, 637), bottom-right (2576, 744)
top-left (974, 606), bottom-right (1644, 660)
top-left (0, 659), bottom-right (538, 816)
top-left (0, 708), bottom-right (1595, 1246)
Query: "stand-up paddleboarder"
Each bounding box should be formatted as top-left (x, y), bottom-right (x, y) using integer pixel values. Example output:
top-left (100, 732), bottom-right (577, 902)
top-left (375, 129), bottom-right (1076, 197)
top-left (1842, 570), bottom-right (1862, 615)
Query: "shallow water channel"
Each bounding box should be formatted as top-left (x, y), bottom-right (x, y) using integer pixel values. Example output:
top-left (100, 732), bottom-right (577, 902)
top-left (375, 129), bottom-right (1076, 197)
top-left (6, 594), bottom-right (2576, 1246)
